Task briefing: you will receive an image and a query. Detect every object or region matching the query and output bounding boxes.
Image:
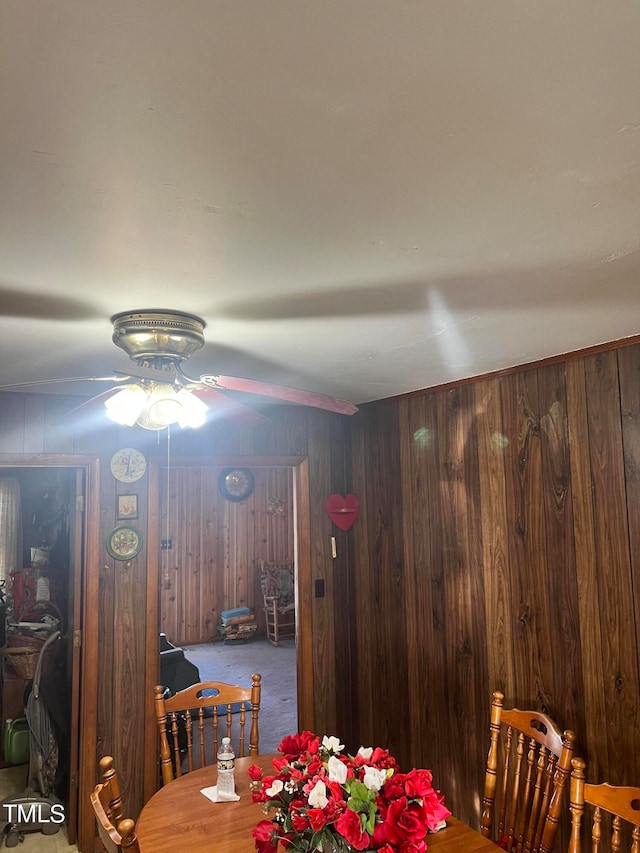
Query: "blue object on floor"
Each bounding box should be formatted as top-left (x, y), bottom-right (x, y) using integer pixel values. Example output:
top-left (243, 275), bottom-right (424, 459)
top-left (220, 607), bottom-right (251, 622)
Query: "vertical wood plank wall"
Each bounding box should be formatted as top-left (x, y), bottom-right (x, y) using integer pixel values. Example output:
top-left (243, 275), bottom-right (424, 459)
top-left (158, 464), bottom-right (294, 646)
top-left (350, 343), bottom-right (640, 834)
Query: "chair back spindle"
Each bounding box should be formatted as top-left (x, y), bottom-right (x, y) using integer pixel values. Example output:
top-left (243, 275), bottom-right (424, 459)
top-left (90, 755), bottom-right (139, 853)
top-left (481, 690), bottom-right (576, 853)
top-left (569, 757), bottom-right (640, 853)
top-left (154, 674), bottom-right (262, 785)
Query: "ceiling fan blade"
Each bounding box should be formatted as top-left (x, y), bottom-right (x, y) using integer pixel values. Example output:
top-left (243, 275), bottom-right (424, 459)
top-left (201, 375), bottom-right (359, 416)
top-left (65, 387), bottom-right (121, 417)
top-left (0, 375), bottom-right (123, 391)
top-left (191, 387), bottom-right (271, 428)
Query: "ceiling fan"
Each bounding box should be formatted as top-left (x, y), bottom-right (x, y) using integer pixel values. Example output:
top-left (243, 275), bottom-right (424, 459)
top-left (1, 310), bottom-right (358, 430)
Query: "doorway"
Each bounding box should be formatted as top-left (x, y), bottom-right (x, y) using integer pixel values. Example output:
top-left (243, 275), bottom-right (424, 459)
top-left (143, 454), bottom-right (314, 803)
top-left (0, 454), bottom-right (100, 851)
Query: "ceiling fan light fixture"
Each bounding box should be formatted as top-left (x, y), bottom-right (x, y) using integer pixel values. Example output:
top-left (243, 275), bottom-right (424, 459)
top-left (144, 382), bottom-right (184, 428)
top-left (176, 388), bottom-right (208, 429)
top-left (104, 384), bottom-right (147, 426)
top-left (104, 381), bottom-right (209, 430)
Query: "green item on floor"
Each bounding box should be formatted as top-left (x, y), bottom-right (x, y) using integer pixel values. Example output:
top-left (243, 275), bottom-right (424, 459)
top-left (3, 718), bottom-right (29, 766)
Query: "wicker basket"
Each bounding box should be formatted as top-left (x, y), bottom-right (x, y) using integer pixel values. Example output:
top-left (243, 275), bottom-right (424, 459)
top-left (3, 647), bottom-right (40, 679)
top-left (6, 632), bottom-right (45, 652)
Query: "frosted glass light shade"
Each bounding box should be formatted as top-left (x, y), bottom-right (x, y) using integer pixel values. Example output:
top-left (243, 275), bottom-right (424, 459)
top-left (104, 385), bottom-right (148, 426)
top-left (176, 389), bottom-right (208, 428)
top-left (104, 382), bottom-right (208, 430)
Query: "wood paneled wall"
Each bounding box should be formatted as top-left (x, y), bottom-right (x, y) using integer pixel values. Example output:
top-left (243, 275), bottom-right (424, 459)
top-left (159, 465), bottom-right (294, 646)
top-left (350, 344), bottom-right (640, 836)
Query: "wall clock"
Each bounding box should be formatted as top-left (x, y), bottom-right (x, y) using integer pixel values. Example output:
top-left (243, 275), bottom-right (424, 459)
top-left (110, 448), bottom-right (147, 483)
top-left (218, 468), bottom-right (255, 502)
top-left (106, 525), bottom-right (143, 561)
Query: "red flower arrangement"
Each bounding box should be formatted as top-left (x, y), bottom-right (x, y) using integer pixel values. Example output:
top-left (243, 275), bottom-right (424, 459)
top-left (250, 731), bottom-right (451, 853)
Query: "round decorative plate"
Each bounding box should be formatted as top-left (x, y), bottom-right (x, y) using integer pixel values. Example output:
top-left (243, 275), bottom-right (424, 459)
top-left (106, 525), bottom-right (143, 561)
top-left (110, 448), bottom-right (147, 483)
top-left (218, 467), bottom-right (255, 502)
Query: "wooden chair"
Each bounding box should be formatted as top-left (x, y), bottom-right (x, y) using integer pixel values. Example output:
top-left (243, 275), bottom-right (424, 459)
top-left (260, 560), bottom-right (296, 646)
top-left (481, 690), bottom-right (577, 853)
top-left (154, 674), bottom-right (262, 785)
top-left (90, 755), bottom-right (139, 853)
top-left (568, 757), bottom-right (640, 852)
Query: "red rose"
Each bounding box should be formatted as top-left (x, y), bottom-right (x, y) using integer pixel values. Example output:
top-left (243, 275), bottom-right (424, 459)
top-left (308, 808), bottom-right (328, 831)
top-left (291, 813), bottom-right (310, 832)
top-left (272, 756), bottom-right (290, 773)
top-left (326, 779), bottom-right (346, 801)
top-left (398, 841), bottom-right (427, 853)
top-left (248, 764), bottom-right (264, 782)
top-left (370, 748), bottom-right (399, 770)
top-left (306, 756), bottom-right (323, 777)
top-left (403, 769), bottom-right (433, 799)
top-left (382, 772), bottom-right (406, 802)
top-left (335, 808), bottom-right (371, 850)
top-left (421, 789), bottom-right (451, 831)
top-left (278, 731), bottom-right (320, 760)
top-left (252, 819), bottom-right (278, 853)
top-left (383, 796), bottom-right (429, 846)
top-left (372, 822), bottom-right (390, 848)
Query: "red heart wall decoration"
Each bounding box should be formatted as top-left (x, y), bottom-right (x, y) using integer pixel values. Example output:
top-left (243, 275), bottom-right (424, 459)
top-left (325, 493), bottom-right (359, 531)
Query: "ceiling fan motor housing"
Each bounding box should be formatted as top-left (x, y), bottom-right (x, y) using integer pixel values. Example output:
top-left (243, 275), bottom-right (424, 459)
top-left (111, 310), bottom-right (206, 365)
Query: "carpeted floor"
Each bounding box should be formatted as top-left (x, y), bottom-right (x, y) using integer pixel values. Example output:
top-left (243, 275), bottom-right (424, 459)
top-left (182, 637), bottom-right (298, 754)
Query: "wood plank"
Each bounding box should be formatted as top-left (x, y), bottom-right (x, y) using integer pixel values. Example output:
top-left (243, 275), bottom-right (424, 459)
top-left (435, 385), bottom-right (487, 826)
top-left (618, 345), bottom-right (640, 696)
top-left (537, 362), bottom-right (584, 733)
top-left (584, 350), bottom-right (639, 784)
top-left (476, 378), bottom-right (515, 698)
top-left (565, 357), bottom-right (608, 781)
top-left (500, 369), bottom-right (554, 707)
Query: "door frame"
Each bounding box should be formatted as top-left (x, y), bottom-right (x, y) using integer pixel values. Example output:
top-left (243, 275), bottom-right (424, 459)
top-left (0, 452), bottom-right (101, 853)
top-left (142, 455), bottom-right (312, 802)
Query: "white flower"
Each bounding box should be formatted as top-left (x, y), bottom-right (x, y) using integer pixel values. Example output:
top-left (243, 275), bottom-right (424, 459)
top-left (328, 755), bottom-right (348, 784)
top-left (265, 779), bottom-right (284, 797)
top-left (357, 746), bottom-right (373, 760)
top-left (362, 766), bottom-right (387, 792)
top-left (308, 779), bottom-right (328, 809)
top-left (322, 735), bottom-right (344, 754)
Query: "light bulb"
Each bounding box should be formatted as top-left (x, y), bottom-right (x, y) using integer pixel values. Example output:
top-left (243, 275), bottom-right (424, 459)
top-left (104, 385), bottom-right (147, 425)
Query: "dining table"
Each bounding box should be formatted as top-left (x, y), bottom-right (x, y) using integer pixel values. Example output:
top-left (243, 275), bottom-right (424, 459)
top-left (136, 753), bottom-right (499, 852)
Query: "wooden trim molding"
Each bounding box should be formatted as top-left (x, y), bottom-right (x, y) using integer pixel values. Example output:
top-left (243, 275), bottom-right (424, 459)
top-left (382, 333), bottom-right (640, 407)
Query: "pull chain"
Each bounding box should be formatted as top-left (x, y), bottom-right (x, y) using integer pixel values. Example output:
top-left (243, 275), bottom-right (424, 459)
top-left (163, 425), bottom-right (172, 590)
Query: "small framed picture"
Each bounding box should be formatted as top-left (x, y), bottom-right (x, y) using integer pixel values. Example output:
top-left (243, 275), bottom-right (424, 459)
top-left (116, 493), bottom-right (138, 521)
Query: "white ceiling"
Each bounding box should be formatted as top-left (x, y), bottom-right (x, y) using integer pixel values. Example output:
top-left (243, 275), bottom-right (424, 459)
top-left (1, 0), bottom-right (640, 410)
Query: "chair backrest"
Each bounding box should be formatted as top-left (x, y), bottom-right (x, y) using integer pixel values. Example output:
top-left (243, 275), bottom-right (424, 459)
top-left (568, 758), bottom-right (640, 852)
top-left (90, 755), bottom-right (139, 853)
top-left (481, 690), bottom-right (576, 853)
top-left (260, 560), bottom-right (294, 606)
top-left (154, 674), bottom-right (262, 785)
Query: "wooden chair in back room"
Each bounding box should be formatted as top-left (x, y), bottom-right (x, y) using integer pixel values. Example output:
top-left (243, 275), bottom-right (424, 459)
top-left (260, 559), bottom-right (296, 646)
top-left (568, 757), bottom-right (640, 852)
top-left (154, 674), bottom-right (262, 785)
top-left (481, 690), bottom-right (577, 853)
top-left (90, 755), bottom-right (139, 853)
